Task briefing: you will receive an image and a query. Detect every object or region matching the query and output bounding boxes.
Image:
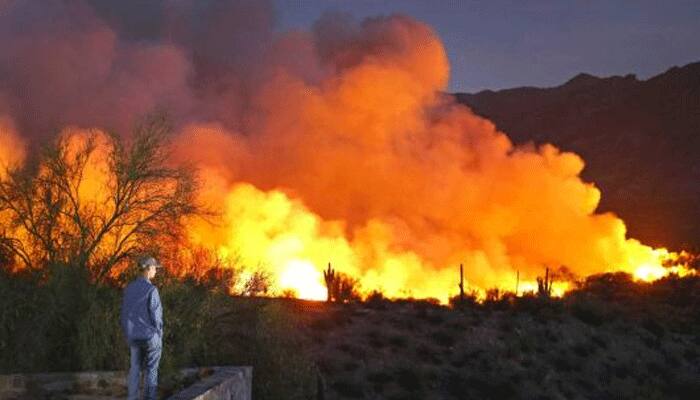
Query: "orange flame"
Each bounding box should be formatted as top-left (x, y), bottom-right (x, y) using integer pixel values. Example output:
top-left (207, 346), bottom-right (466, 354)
top-left (1, 15), bottom-right (694, 303)
top-left (632, 249), bottom-right (694, 282)
top-left (0, 116), bottom-right (25, 177)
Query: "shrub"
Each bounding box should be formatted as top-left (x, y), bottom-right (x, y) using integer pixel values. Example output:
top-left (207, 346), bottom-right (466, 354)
top-left (666, 370), bottom-right (700, 400)
top-left (342, 360), bottom-right (360, 372)
top-left (366, 328), bottom-right (386, 349)
top-left (591, 334), bottom-right (609, 349)
top-left (336, 342), bottom-right (363, 355)
top-left (577, 272), bottom-right (637, 302)
top-left (367, 370), bottom-right (393, 384)
top-left (331, 379), bottom-right (364, 398)
top-left (77, 285), bottom-right (128, 370)
top-left (416, 308), bottom-right (445, 324)
top-left (642, 317), bottom-right (666, 338)
top-left (568, 294), bottom-right (615, 326)
top-left (388, 333), bottom-right (408, 348)
top-left (365, 290), bottom-right (389, 309)
top-left (0, 263), bottom-right (318, 400)
top-left (572, 342), bottom-right (595, 358)
top-left (463, 372), bottom-right (517, 399)
top-left (444, 370), bottom-right (469, 397)
top-left (250, 302), bottom-right (318, 400)
top-left (512, 291), bottom-right (560, 315)
top-left (449, 289), bottom-right (479, 309)
top-left (431, 330), bottom-right (456, 347)
top-left (2, 263), bottom-right (95, 372)
top-left (242, 269), bottom-right (272, 296)
top-left (157, 277), bottom-right (213, 381)
top-left (416, 343), bottom-right (442, 365)
top-left (395, 365), bottom-right (424, 392)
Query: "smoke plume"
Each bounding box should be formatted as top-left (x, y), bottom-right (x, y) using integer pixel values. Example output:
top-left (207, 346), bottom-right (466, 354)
top-left (0, 1), bottom-right (673, 300)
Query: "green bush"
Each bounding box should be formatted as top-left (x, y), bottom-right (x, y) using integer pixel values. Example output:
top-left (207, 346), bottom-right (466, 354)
top-left (568, 294), bottom-right (617, 326)
top-left (77, 285), bottom-right (128, 370)
top-left (1, 263), bottom-right (96, 372)
top-left (251, 302), bottom-right (318, 400)
top-left (0, 264), bottom-right (318, 400)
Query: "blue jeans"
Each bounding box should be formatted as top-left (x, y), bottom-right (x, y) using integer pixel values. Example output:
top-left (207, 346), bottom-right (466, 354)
top-left (128, 335), bottom-right (162, 400)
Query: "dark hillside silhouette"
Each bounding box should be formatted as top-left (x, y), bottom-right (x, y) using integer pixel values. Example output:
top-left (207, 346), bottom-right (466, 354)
top-left (455, 61), bottom-right (700, 249)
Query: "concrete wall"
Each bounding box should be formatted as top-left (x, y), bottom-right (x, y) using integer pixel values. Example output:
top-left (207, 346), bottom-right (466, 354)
top-left (168, 367), bottom-right (252, 400)
top-left (0, 370), bottom-right (126, 399)
top-left (0, 367), bottom-right (251, 400)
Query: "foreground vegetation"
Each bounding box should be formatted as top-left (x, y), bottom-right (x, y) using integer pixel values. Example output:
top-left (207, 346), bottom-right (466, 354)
top-left (2, 264), bottom-right (699, 400)
top-left (302, 272), bottom-right (700, 400)
top-left (0, 263), bottom-right (318, 399)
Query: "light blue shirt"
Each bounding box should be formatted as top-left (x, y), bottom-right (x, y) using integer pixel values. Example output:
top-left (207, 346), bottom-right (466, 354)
top-left (120, 277), bottom-right (163, 342)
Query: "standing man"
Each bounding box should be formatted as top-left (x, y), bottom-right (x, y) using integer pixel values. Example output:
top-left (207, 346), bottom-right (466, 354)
top-left (121, 256), bottom-right (164, 400)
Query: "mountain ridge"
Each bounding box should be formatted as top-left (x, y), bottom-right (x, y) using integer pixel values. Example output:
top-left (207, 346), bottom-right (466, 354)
top-left (454, 61), bottom-right (700, 250)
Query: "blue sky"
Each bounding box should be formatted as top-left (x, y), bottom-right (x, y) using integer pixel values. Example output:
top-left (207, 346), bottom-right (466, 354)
top-left (274, 0), bottom-right (700, 92)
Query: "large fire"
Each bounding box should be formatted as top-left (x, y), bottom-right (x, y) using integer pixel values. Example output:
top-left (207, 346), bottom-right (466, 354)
top-left (0, 117), bottom-right (25, 178)
top-left (0, 4), bottom-right (694, 302)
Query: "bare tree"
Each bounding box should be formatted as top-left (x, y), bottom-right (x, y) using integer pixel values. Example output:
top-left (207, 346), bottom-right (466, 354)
top-left (242, 269), bottom-right (271, 297)
top-left (0, 236), bottom-right (15, 270)
top-left (0, 115), bottom-right (198, 281)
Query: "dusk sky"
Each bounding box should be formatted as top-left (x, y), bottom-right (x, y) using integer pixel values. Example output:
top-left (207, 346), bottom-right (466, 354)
top-left (275, 0), bottom-right (700, 92)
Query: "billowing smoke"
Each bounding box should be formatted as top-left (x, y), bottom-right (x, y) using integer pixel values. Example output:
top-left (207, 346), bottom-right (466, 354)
top-left (0, 1), bottom-right (673, 300)
top-left (0, 116), bottom-right (25, 175)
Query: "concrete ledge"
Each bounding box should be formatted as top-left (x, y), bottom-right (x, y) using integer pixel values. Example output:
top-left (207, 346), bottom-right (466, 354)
top-left (0, 367), bottom-right (251, 400)
top-left (0, 371), bottom-right (126, 400)
top-left (167, 367), bottom-right (252, 400)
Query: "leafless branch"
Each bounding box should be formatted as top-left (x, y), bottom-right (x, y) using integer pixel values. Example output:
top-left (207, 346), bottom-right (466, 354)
top-left (0, 115), bottom-right (200, 281)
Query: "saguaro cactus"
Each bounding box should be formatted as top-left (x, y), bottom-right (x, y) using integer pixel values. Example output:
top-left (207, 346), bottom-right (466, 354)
top-left (537, 267), bottom-right (552, 298)
top-left (458, 263), bottom-right (465, 303)
top-left (324, 262), bottom-right (336, 303)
